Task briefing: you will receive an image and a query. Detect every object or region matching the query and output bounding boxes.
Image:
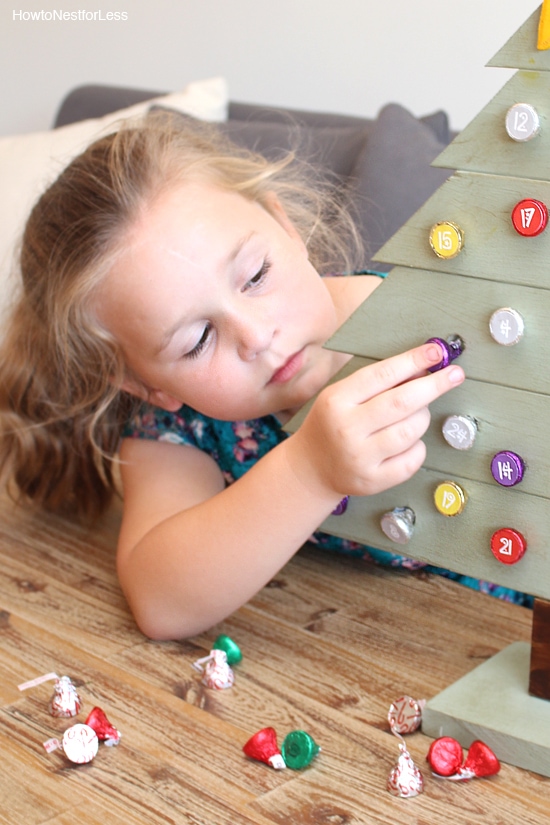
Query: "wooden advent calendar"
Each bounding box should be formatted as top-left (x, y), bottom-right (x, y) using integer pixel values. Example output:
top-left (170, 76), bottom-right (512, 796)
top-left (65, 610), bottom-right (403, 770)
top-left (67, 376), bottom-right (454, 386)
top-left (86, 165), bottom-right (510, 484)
top-left (288, 5), bottom-right (550, 775)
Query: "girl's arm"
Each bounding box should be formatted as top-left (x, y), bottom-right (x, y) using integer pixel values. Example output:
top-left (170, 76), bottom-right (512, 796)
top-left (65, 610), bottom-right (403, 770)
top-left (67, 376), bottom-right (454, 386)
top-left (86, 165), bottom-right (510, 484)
top-left (116, 342), bottom-right (464, 640)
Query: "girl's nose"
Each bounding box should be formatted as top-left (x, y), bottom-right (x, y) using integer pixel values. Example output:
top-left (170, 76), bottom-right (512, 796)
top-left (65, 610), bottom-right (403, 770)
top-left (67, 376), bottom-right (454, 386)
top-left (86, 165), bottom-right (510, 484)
top-left (235, 310), bottom-right (275, 361)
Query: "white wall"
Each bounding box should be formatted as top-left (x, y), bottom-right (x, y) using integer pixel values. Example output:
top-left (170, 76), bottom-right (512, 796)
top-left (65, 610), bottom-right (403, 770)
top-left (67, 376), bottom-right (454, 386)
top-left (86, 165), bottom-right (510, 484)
top-left (1, 0), bottom-right (541, 137)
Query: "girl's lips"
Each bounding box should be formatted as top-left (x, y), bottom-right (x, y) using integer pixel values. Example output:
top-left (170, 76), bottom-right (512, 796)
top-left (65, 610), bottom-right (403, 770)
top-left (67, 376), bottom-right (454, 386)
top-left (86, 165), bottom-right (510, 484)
top-left (268, 349), bottom-right (305, 384)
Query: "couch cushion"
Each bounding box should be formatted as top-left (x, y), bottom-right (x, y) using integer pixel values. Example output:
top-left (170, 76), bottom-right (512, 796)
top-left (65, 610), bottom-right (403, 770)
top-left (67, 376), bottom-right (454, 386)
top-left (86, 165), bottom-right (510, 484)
top-left (0, 78), bottom-right (228, 326)
top-left (345, 103), bottom-right (452, 268)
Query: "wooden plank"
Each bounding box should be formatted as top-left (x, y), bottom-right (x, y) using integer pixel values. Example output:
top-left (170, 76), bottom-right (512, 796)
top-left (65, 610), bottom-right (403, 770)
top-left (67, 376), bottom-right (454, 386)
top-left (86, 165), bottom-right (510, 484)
top-left (433, 72), bottom-right (550, 180)
top-left (422, 643), bottom-right (550, 777)
top-left (372, 171), bottom-right (550, 289)
top-left (298, 351), bottom-right (550, 500)
top-left (326, 267), bottom-right (550, 398)
top-left (305, 466), bottom-right (550, 602)
top-left (0, 719), bottom-right (91, 825)
top-left (0, 484), bottom-right (547, 822)
top-left (0, 545), bottom-right (139, 657)
top-left (488, 7), bottom-right (550, 71)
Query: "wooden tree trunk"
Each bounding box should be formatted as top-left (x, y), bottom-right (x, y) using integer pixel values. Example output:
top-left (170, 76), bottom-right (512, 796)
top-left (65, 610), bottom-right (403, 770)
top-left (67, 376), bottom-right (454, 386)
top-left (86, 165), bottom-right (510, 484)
top-left (529, 598), bottom-right (550, 700)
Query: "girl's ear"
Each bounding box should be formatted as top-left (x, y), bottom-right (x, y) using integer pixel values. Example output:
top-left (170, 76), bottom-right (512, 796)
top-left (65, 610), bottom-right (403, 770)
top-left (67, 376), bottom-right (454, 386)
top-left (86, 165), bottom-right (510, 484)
top-left (119, 376), bottom-right (182, 412)
top-left (264, 192), bottom-right (308, 256)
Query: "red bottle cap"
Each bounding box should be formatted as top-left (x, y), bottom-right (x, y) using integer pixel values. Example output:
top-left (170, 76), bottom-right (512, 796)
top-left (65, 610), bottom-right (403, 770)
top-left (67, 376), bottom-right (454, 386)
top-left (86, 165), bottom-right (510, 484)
top-left (511, 199), bottom-right (548, 237)
top-left (490, 528), bottom-right (527, 565)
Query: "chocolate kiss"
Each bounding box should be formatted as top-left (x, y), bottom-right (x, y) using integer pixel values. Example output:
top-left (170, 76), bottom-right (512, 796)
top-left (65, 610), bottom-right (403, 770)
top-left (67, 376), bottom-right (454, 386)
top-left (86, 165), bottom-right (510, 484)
top-left (427, 736), bottom-right (464, 776)
top-left (243, 727), bottom-right (281, 764)
top-left (463, 740), bottom-right (500, 777)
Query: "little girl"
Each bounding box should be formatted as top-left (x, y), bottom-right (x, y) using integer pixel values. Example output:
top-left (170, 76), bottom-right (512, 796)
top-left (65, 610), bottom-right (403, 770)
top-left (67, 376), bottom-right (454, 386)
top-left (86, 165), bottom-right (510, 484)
top-left (0, 112), bottom-right (528, 640)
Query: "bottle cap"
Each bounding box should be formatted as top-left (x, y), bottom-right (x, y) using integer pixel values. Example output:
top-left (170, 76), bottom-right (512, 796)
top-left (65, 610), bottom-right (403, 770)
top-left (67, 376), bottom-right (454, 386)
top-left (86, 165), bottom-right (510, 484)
top-left (442, 415), bottom-right (477, 450)
top-left (489, 308), bottom-right (524, 346)
top-left (490, 528), bottom-right (527, 565)
top-left (511, 198), bottom-right (548, 237)
top-left (505, 103), bottom-right (541, 142)
top-left (429, 221), bottom-right (464, 259)
top-left (426, 336), bottom-right (464, 372)
top-left (434, 481), bottom-right (467, 516)
top-left (491, 451), bottom-right (525, 487)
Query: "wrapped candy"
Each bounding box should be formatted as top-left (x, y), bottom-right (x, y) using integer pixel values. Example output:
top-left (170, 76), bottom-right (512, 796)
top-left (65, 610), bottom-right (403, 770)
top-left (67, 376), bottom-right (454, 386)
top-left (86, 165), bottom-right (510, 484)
top-left (281, 730), bottom-right (320, 770)
top-left (212, 634), bottom-right (242, 666)
top-left (18, 671), bottom-right (82, 718)
top-left (462, 740), bottom-right (501, 778)
top-left (386, 696), bottom-right (425, 798)
top-left (85, 706), bottom-right (122, 746)
top-left (426, 736), bottom-right (463, 777)
top-left (192, 649), bottom-right (234, 689)
top-left (388, 695), bottom-right (425, 735)
top-left (44, 723), bottom-right (99, 764)
top-left (243, 727), bottom-right (286, 769)
top-left (388, 743), bottom-right (425, 798)
top-left (427, 736), bottom-right (500, 781)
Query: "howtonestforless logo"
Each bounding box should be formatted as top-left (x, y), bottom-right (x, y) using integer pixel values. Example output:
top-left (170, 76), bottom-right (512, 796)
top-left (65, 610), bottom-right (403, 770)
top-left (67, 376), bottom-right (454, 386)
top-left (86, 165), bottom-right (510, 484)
top-left (12, 9), bottom-right (128, 21)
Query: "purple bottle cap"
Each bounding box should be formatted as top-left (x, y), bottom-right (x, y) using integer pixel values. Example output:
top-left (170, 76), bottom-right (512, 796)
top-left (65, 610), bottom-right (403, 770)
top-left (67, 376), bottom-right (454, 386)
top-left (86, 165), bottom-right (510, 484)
top-left (426, 336), bottom-right (464, 373)
top-left (491, 451), bottom-right (525, 487)
top-left (331, 496), bottom-right (349, 515)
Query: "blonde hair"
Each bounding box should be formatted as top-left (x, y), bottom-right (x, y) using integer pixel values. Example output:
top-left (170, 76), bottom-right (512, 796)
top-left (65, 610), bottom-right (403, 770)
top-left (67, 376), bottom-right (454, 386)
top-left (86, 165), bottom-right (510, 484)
top-left (0, 111), bottom-right (363, 520)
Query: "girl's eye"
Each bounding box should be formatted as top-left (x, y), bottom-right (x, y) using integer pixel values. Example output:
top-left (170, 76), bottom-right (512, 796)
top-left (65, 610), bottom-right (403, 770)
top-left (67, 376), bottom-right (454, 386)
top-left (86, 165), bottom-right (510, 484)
top-left (185, 323), bottom-right (212, 360)
top-left (243, 258), bottom-right (271, 291)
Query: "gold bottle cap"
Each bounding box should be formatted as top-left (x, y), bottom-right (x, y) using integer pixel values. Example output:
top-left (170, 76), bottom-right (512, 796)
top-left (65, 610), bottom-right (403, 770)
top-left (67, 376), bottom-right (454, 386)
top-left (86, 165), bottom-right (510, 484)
top-left (434, 481), bottom-right (467, 517)
top-left (429, 221), bottom-right (464, 259)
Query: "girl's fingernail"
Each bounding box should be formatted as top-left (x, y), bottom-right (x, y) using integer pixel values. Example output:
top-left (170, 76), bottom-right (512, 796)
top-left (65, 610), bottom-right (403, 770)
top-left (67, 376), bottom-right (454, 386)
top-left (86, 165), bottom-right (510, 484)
top-left (426, 344), bottom-right (442, 362)
top-left (448, 366), bottom-right (465, 384)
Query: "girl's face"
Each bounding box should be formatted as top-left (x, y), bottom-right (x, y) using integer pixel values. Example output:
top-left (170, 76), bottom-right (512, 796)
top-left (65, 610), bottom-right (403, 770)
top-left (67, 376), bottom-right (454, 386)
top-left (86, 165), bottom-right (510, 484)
top-left (98, 181), bottom-right (341, 421)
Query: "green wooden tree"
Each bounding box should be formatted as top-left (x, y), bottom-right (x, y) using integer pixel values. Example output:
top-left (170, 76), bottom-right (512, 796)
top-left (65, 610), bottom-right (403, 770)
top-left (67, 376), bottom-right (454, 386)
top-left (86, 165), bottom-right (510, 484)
top-left (288, 5), bottom-right (550, 775)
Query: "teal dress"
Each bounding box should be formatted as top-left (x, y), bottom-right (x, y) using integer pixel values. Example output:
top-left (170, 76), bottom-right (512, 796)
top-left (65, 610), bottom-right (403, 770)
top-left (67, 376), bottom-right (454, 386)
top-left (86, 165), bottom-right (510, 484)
top-left (123, 402), bottom-right (533, 608)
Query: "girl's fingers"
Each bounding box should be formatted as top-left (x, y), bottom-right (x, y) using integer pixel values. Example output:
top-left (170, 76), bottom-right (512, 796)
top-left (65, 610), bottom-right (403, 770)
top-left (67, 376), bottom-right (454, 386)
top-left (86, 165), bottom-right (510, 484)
top-left (357, 363), bottom-right (464, 438)
top-left (337, 343), bottom-right (463, 407)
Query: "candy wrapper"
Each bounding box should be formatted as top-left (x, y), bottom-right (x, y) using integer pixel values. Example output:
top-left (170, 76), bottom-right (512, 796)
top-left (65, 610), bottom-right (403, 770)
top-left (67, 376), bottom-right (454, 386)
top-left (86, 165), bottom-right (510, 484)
top-left (427, 737), bottom-right (500, 781)
top-left (85, 706), bottom-right (122, 746)
top-left (388, 743), bottom-right (425, 798)
top-left (281, 730), bottom-right (320, 770)
top-left (243, 727), bottom-right (286, 769)
top-left (212, 634), bottom-right (242, 666)
top-left (388, 695), bottom-right (425, 735)
top-left (386, 696), bottom-right (425, 798)
top-left (44, 723), bottom-right (98, 764)
top-left (18, 671), bottom-right (82, 718)
top-left (192, 649), bottom-right (234, 689)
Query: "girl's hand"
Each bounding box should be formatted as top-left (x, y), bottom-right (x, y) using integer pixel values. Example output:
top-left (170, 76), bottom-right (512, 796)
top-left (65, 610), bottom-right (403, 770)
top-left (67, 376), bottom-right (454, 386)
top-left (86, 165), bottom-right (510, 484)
top-left (289, 342), bottom-right (465, 499)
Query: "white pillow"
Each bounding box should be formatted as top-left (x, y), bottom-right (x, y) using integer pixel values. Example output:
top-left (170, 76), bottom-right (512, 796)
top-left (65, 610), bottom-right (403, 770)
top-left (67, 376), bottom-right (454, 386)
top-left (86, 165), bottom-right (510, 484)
top-left (0, 77), bottom-right (228, 323)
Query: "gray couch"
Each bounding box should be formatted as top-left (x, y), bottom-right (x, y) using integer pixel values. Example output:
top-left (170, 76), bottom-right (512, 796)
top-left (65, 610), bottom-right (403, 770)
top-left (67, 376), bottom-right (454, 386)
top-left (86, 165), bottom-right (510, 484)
top-left (54, 84), bottom-right (455, 270)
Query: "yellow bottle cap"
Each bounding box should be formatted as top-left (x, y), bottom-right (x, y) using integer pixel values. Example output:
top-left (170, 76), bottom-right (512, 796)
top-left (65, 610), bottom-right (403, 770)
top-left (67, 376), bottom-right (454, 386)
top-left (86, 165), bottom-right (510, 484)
top-left (429, 221), bottom-right (464, 259)
top-left (434, 481), bottom-right (467, 516)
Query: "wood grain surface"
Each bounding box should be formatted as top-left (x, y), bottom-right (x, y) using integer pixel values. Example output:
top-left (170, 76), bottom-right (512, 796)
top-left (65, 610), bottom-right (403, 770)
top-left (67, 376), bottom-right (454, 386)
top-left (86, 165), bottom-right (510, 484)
top-left (0, 491), bottom-right (548, 823)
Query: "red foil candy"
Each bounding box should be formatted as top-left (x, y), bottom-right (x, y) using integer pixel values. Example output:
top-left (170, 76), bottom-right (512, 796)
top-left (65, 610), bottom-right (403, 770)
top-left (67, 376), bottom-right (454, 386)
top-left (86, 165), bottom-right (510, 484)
top-left (427, 736), bottom-right (500, 780)
top-left (243, 727), bottom-right (286, 769)
top-left (387, 744), bottom-right (424, 798)
top-left (462, 740), bottom-right (500, 778)
top-left (85, 706), bottom-right (122, 746)
top-left (427, 736), bottom-right (464, 776)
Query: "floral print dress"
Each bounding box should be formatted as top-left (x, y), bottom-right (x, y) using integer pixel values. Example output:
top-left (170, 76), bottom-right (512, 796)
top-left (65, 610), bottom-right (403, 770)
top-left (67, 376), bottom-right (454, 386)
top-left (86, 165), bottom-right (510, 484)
top-left (123, 403), bottom-right (533, 607)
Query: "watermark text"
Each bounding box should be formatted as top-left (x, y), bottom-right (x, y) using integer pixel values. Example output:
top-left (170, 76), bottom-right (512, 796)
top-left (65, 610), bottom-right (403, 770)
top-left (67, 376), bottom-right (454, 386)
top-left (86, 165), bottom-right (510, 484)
top-left (13, 9), bottom-right (128, 21)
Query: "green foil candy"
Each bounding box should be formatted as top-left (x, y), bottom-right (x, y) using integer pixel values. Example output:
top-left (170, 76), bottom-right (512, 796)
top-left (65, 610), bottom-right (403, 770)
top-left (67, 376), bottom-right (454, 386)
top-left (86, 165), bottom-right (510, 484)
top-left (281, 730), bottom-right (320, 769)
top-left (212, 634), bottom-right (242, 666)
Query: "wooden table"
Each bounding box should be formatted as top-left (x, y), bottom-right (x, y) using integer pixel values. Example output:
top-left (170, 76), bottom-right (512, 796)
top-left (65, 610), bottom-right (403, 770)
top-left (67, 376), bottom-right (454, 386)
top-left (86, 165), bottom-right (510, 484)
top-left (0, 492), bottom-right (547, 825)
